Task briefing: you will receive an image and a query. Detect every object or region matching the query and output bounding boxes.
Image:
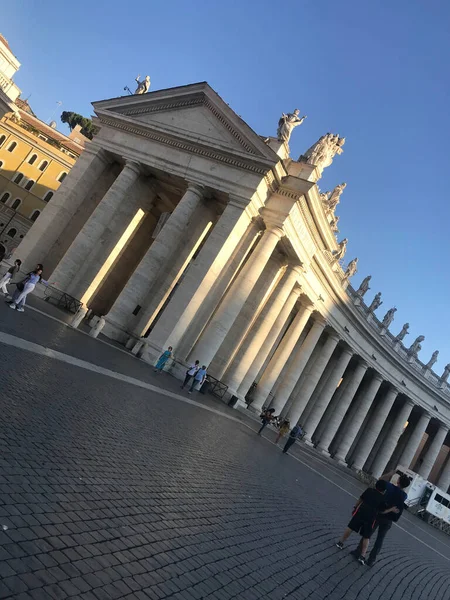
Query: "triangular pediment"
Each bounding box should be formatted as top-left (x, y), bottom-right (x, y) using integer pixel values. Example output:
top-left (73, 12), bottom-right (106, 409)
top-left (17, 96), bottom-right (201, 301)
top-left (92, 82), bottom-right (278, 167)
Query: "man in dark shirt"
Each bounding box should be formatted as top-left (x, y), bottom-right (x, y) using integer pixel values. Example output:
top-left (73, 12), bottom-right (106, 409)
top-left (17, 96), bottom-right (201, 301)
top-left (282, 424), bottom-right (303, 454)
top-left (336, 480), bottom-right (399, 565)
top-left (351, 474), bottom-right (410, 566)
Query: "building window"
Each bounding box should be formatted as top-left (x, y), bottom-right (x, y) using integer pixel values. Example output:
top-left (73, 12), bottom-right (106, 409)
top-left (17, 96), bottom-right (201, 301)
top-left (38, 160), bottom-right (49, 172)
top-left (0, 135), bottom-right (6, 147)
top-left (24, 179), bottom-right (35, 191)
top-left (13, 173), bottom-right (24, 185)
top-left (7, 228), bottom-right (17, 238)
top-left (28, 153), bottom-right (38, 165)
top-left (57, 171), bottom-right (67, 183)
top-left (0, 192), bottom-right (10, 204)
top-left (30, 210), bottom-right (40, 222)
top-left (38, 134), bottom-right (48, 142)
top-left (0, 161), bottom-right (3, 169)
top-left (7, 141), bottom-right (17, 152)
top-left (43, 191), bottom-right (53, 202)
top-left (11, 199), bottom-right (21, 210)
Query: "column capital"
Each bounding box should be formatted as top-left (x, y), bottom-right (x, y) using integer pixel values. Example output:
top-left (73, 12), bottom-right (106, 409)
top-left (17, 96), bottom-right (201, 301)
top-left (404, 398), bottom-right (415, 409)
top-left (291, 286), bottom-right (302, 298)
top-left (264, 224), bottom-right (285, 240)
top-left (340, 345), bottom-right (354, 358)
top-left (439, 422), bottom-right (450, 432)
top-left (185, 182), bottom-right (205, 199)
top-left (288, 263), bottom-right (305, 277)
top-left (84, 144), bottom-right (109, 163)
top-left (326, 330), bottom-right (341, 343)
top-left (372, 372), bottom-right (384, 384)
top-left (124, 160), bottom-right (141, 175)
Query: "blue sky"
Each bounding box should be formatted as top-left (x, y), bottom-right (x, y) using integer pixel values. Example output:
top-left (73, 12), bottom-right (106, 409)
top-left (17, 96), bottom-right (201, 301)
top-left (3, 1), bottom-right (450, 370)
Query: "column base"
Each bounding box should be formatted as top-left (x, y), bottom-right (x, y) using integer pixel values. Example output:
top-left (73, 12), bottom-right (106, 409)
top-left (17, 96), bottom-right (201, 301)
top-left (102, 317), bottom-right (131, 345)
top-left (317, 447), bottom-right (331, 458)
top-left (303, 437), bottom-right (314, 447)
top-left (333, 455), bottom-right (348, 467)
top-left (246, 403), bottom-right (262, 415)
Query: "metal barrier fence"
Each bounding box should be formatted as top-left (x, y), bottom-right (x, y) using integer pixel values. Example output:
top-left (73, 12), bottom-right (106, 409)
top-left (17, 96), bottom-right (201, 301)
top-left (43, 286), bottom-right (82, 314)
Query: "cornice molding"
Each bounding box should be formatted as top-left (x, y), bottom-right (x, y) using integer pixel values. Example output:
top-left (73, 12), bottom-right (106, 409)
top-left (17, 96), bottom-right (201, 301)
top-left (96, 113), bottom-right (272, 175)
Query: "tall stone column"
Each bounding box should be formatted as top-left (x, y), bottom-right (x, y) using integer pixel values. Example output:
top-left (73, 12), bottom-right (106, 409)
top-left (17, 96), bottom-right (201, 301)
top-left (236, 286), bottom-right (301, 400)
top-left (303, 347), bottom-right (353, 444)
top-left (52, 160), bottom-right (141, 297)
top-left (191, 226), bottom-right (285, 365)
top-left (144, 198), bottom-right (251, 363)
top-left (398, 412), bottom-right (430, 469)
top-left (351, 386), bottom-right (399, 471)
top-left (437, 456), bottom-right (450, 492)
top-left (270, 318), bottom-right (325, 415)
top-left (175, 222), bottom-right (261, 361)
top-left (317, 361), bottom-right (368, 455)
top-left (224, 266), bottom-right (302, 396)
top-left (107, 182), bottom-right (205, 334)
top-left (250, 303), bottom-right (314, 412)
top-left (286, 331), bottom-right (340, 426)
top-left (334, 372), bottom-right (383, 465)
top-left (418, 423), bottom-right (449, 480)
top-left (370, 400), bottom-right (414, 478)
top-left (17, 144), bottom-right (110, 274)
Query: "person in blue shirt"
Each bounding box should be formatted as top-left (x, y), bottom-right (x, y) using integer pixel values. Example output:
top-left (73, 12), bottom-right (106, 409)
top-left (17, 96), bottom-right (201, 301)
top-left (350, 473), bottom-right (410, 566)
top-left (282, 424), bottom-right (303, 454)
top-left (189, 365), bottom-right (207, 394)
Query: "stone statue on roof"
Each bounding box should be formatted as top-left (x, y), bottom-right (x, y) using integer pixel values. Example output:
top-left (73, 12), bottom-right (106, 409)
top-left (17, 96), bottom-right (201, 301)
top-left (344, 258), bottom-right (358, 280)
top-left (440, 364), bottom-right (450, 383)
top-left (277, 109), bottom-right (307, 144)
top-left (333, 238), bottom-right (348, 261)
top-left (368, 292), bottom-right (382, 313)
top-left (135, 75), bottom-right (151, 94)
top-left (425, 350), bottom-right (439, 369)
top-left (408, 335), bottom-right (425, 357)
top-left (382, 307), bottom-right (397, 328)
top-left (357, 275), bottom-right (371, 298)
top-left (325, 183), bottom-right (346, 214)
top-left (396, 323), bottom-right (410, 341)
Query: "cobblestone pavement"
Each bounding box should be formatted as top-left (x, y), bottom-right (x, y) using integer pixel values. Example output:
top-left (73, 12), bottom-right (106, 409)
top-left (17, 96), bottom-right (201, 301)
top-left (0, 302), bottom-right (449, 599)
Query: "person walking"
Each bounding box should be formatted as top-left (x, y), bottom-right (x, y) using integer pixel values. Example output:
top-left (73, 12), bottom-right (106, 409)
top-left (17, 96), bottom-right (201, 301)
top-left (275, 418), bottom-right (291, 444)
top-left (258, 408), bottom-right (276, 436)
top-left (181, 360), bottom-right (200, 389)
top-left (350, 473), bottom-right (410, 566)
top-left (0, 259), bottom-right (21, 296)
top-left (189, 365), bottom-right (207, 394)
top-left (282, 423), bottom-right (303, 454)
top-left (8, 265), bottom-right (52, 312)
top-left (335, 480), bottom-right (399, 565)
top-left (154, 346), bottom-right (173, 373)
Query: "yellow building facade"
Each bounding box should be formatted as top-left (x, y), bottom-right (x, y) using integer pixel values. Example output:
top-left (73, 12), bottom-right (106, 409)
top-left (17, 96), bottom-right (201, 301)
top-left (0, 108), bottom-right (85, 257)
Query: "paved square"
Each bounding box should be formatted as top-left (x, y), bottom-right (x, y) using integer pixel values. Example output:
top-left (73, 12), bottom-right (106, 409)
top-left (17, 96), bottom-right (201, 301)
top-left (0, 303), bottom-right (449, 599)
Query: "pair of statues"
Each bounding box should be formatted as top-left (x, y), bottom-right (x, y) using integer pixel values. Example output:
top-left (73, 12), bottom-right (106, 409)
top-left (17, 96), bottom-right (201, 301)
top-left (301, 133), bottom-right (346, 173)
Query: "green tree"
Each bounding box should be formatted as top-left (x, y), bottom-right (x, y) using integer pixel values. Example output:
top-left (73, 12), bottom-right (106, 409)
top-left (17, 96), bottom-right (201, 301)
top-left (60, 111), bottom-right (99, 140)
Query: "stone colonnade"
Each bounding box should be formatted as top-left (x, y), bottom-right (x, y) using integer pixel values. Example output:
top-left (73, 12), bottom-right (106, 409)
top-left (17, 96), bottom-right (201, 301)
top-left (16, 94), bottom-right (450, 492)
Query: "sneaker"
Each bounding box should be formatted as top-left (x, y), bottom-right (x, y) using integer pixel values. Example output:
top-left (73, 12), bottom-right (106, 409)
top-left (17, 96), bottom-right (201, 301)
top-left (188, 391), bottom-right (192, 395)
top-left (358, 556), bottom-right (366, 566)
top-left (16, 307), bottom-right (24, 312)
top-left (8, 303), bottom-right (16, 309)
top-left (335, 542), bottom-right (344, 550)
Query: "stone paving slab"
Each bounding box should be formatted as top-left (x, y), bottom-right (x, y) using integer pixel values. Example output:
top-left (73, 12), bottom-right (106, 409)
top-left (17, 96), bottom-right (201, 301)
top-left (0, 301), bottom-right (449, 598)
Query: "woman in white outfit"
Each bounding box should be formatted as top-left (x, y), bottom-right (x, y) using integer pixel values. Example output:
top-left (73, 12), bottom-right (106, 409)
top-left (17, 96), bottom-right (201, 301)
top-left (8, 265), bottom-right (52, 312)
top-left (0, 259), bottom-right (21, 296)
